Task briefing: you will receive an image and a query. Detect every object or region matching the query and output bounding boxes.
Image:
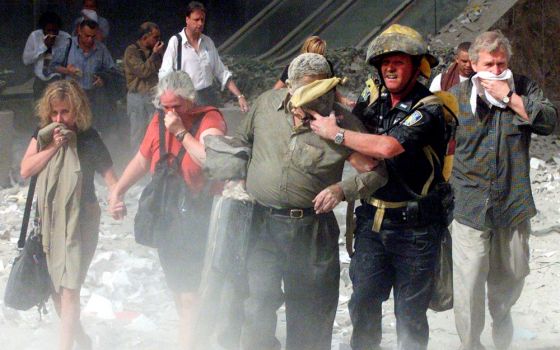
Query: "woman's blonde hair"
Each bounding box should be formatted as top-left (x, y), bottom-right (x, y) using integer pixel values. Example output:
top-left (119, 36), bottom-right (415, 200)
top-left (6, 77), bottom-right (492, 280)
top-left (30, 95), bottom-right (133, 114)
top-left (35, 79), bottom-right (92, 131)
top-left (300, 36), bottom-right (326, 56)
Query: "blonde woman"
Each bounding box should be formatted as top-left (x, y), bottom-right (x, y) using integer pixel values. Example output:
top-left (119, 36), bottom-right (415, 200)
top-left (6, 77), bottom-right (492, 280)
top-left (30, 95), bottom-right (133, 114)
top-left (273, 36), bottom-right (355, 107)
top-left (20, 79), bottom-right (118, 350)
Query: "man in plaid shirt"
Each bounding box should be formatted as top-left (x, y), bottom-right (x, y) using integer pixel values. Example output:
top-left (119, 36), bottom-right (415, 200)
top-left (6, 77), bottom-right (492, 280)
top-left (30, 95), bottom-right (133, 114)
top-left (449, 30), bottom-right (557, 350)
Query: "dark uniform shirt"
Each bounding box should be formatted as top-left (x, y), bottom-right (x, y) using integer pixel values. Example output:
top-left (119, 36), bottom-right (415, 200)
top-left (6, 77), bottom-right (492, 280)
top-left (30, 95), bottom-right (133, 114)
top-left (449, 74), bottom-right (557, 230)
top-left (353, 82), bottom-right (446, 202)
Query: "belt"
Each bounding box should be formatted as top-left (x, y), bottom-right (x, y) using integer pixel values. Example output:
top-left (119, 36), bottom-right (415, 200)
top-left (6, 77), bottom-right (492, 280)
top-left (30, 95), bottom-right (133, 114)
top-left (259, 205), bottom-right (315, 219)
top-left (368, 198), bottom-right (408, 232)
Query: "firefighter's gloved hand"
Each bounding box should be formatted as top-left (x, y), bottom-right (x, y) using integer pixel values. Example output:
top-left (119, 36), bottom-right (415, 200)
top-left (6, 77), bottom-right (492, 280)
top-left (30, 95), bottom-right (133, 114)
top-left (313, 184), bottom-right (344, 214)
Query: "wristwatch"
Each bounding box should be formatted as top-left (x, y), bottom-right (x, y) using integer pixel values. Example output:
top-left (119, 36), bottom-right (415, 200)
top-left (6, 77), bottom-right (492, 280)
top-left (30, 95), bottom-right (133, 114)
top-left (334, 129), bottom-right (345, 145)
top-left (175, 129), bottom-right (187, 142)
top-left (502, 90), bottom-right (514, 104)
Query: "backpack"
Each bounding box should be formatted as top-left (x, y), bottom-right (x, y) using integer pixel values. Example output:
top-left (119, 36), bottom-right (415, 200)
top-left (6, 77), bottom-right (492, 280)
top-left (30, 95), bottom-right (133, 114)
top-left (133, 110), bottom-right (205, 248)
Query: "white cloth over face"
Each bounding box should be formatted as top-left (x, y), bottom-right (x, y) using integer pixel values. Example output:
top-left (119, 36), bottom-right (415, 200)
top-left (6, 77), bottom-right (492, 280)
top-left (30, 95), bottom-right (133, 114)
top-left (470, 69), bottom-right (514, 114)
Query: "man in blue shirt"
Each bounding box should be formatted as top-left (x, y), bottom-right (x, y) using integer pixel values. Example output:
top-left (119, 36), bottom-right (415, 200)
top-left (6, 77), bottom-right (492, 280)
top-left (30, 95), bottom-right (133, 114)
top-left (50, 19), bottom-right (115, 131)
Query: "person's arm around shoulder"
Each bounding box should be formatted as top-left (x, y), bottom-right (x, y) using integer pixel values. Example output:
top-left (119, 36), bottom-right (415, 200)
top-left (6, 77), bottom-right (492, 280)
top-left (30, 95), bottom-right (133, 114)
top-left (308, 110), bottom-right (404, 159)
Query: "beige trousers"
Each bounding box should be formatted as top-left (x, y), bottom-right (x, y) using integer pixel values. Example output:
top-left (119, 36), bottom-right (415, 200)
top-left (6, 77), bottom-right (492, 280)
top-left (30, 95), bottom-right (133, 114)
top-left (451, 219), bottom-right (530, 350)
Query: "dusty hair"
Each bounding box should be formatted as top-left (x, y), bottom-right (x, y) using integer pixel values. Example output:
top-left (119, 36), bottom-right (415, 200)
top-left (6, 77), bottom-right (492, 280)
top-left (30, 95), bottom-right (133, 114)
top-left (35, 79), bottom-right (92, 131)
top-left (153, 71), bottom-right (196, 109)
top-left (300, 36), bottom-right (326, 55)
top-left (287, 53), bottom-right (331, 91)
top-left (469, 31), bottom-right (512, 63)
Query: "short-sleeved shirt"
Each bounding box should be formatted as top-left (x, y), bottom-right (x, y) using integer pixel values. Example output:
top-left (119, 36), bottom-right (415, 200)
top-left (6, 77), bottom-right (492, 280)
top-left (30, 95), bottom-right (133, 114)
top-left (33, 127), bottom-right (113, 203)
top-left (139, 106), bottom-right (227, 193)
top-left (279, 59), bottom-right (335, 84)
top-left (353, 82), bottom-right (446, 202)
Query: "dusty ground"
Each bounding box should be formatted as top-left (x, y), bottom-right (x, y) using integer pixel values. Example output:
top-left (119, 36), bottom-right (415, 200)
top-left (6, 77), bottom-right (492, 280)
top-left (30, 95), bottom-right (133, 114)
top-left (0, 132), bottom-right (559, 350)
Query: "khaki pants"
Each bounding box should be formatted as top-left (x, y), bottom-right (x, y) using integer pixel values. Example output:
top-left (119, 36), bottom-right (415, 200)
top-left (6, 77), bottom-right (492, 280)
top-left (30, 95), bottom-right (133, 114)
top-left (451, 219), bottom-right (530, 350)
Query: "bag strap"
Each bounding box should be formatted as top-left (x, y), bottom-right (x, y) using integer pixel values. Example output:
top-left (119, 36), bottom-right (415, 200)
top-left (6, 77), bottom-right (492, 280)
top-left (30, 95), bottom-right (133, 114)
top-left (174, 33), bottom-right (182, 71)
top-left (157, 110), bottom-right (205, 169)
top-left (157, 110), bottom-right (167, 158)
top-left (62, 37), bottom-right (72, 68)
top-left (17, 175), bottom-right (37, 248)
top-left (174, 114), bottom-right (204, 167)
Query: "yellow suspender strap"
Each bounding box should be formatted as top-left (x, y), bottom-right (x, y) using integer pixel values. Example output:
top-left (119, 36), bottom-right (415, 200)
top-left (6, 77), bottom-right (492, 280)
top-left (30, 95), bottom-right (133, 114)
top-left (368, 198), bottom-right (408, 232)
top-left (422, 145), bottom-right (441, 196)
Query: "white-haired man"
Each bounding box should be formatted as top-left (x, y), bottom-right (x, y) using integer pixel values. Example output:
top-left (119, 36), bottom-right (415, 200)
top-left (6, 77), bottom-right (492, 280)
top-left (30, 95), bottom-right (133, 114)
top-left (449, 31), bottom-right (557, 350)
top-left (237, 53), bottom-right (387, 350)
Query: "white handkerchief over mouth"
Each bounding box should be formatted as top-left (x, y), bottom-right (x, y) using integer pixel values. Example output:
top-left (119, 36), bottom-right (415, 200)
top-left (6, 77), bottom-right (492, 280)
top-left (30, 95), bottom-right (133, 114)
top-left (470, 69), bottom-right (515, 114)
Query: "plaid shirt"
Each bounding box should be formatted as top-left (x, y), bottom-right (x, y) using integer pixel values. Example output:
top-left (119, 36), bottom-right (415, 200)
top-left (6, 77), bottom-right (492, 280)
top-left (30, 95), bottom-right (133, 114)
top-left (450, 74), bottom-right (557, 230)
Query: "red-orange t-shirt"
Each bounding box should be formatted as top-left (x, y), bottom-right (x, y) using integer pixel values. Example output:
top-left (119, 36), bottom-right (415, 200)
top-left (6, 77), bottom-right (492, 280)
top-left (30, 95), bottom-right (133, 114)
top-left (139, 106), bottom-right (227, 194)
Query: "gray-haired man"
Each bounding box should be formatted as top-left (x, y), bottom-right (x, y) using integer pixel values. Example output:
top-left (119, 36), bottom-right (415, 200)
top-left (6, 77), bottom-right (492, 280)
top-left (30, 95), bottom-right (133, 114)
top-left (449, 30), bottom-right (557, 350)
top-left (237, 53), bottom-right (387, 350)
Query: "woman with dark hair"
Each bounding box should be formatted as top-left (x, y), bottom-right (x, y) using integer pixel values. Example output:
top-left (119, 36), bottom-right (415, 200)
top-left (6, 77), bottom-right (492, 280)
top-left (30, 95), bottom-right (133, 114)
top-left (20, 79), bottom-right (118, 350)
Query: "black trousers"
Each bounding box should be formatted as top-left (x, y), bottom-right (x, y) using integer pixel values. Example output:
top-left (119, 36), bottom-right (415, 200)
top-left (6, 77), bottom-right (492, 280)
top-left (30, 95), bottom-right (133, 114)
top-left (348, 204), bottom-right (440, 350)
top-left (241, 206), bottom-right (340, 350)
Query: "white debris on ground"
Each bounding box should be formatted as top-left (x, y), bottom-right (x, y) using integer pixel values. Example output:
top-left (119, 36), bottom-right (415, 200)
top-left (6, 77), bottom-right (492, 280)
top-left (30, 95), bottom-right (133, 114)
top-left (0, 141), bottom-right (559, 350)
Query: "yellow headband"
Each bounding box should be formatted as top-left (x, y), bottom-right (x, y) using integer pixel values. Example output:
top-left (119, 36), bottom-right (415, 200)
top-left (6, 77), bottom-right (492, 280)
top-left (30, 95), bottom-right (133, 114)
top-left (289, 77), bottom-right (347, 108)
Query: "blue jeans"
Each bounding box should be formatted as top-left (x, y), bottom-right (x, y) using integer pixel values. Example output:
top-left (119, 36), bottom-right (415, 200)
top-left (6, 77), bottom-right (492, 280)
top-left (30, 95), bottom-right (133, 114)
top-left (349, 204), bottom-right (440, 350)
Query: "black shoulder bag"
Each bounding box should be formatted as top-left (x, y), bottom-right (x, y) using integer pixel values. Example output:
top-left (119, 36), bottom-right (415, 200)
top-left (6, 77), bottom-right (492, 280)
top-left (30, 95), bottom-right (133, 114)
top-left (134, 111), bottom-right (203, 248)
top-left (4, 175), bottom-right (52, 312)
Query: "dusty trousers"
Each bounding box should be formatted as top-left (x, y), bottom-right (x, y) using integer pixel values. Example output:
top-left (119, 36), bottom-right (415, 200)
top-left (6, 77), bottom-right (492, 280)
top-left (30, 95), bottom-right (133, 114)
top-left (240, 205), bottom-right (340, 350)
top-left (348, 204), bottom-right (440, 350)
top-left (451, 219), bottom-right (530, 350)
top-left (127, 92), bottom-right (154, 151)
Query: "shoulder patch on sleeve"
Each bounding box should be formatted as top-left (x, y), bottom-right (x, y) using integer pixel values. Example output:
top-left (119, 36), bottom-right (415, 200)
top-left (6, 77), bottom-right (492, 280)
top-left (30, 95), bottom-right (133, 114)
top-left (403, 110), bottom-right (423, 127)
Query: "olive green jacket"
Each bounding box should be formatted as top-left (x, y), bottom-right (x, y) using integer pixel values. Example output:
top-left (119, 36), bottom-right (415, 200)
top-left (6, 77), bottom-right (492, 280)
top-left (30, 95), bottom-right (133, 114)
top-left (36, 123), bottom-right (83, 291)
top-left (236, 89), bottom-right (387, 209)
